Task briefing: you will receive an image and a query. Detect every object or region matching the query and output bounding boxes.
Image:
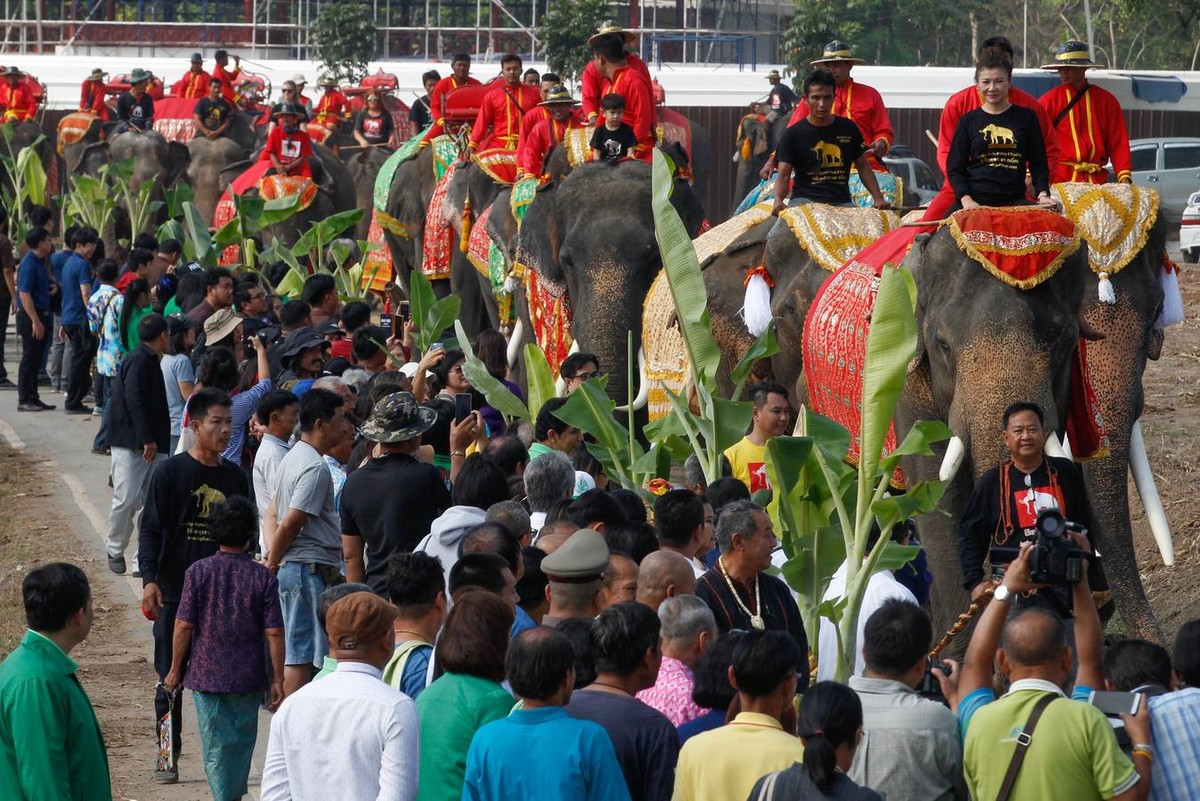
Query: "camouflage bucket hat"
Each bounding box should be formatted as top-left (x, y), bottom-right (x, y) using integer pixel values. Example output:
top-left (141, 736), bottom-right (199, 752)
top-left (360, 391), bottom-right (438, 443)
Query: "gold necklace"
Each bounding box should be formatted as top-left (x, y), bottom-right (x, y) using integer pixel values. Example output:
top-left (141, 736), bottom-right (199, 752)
top-left (718, 557), bottom-right (764, 630)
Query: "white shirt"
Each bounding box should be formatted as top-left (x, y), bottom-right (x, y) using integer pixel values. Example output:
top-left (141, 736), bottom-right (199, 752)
top-left (261, 661), bottom-right (419, 801)
top-left (816, 560), bottom-right (918, 682)
top-left (253, 432), bottom-right (291, 553)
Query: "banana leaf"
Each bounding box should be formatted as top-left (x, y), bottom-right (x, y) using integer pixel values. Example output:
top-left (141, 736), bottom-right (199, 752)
top-left (408, 271), bottom-right (460, 355)
top-left (730, 322), bottom-right (779, 401)
top-left (181, 202), bottom-right (216, 269)
top-left (522, 343), bottom-right (557, 421)
top-left (454, 320), bottom-right (530, 423)
top-left (14, 144), bottom-right (46, 206)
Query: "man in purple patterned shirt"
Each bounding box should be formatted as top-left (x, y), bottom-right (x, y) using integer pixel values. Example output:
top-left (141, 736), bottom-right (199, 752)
top-left (636, 594), bottom-right (716, 727)
top-left (164, 495), bottom-right (284, 799)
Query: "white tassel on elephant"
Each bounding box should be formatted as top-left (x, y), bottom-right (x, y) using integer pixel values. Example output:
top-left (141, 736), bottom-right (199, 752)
top-left (1097, 272), bottom-right (1116, 304)
top-left (1157, 261), bottom-right (1184, 329)
top-left (740, 264), bottom-right (775, 337)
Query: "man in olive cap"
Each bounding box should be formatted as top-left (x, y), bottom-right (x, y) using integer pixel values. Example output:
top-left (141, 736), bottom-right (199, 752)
top-left (342, 392), bottom-right (450, 592)
top-left (262, 591), bottom-right (419, 801)
top-left (116, 68), bottom-right (155, 133)
top-left (1037, 40), bottom-right (1132, 184)
top-left (540, 528), bottom-right (610, 628)
top-left (173, 52), bottom-right (212, 99)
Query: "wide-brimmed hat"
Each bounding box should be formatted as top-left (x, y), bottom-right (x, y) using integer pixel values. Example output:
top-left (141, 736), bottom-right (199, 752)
top-left (319, 75), bottom-right (337, 87)
top-left (203, 308), bottom-right (243, 342)
top-left (87, 68), bottom-right (108, 81)
top-left (1041, 40), bottom-right (1099, 70)
top-left (588, 20), bottom-right (637, 45)
top-left (539, 85), bottom-right (578, 106)
top-left (190, 52), bottom-right (203, 64)
top-left (279, 327), bottom-right (330, 360)
top-left (291, 73), bottom-right (308, 84)
top-left (360, 391), bottom-right (438, 443)
top-left (272, 102), bottom-right (306, 119)
top-left (129, 67), bottom-right (152, 84)
top-left (766, 69), bottom-right (784, 80)
top-left (4, 66), bottom-right (23, 78)
top-left (811, 40), bottom-right (864, 65)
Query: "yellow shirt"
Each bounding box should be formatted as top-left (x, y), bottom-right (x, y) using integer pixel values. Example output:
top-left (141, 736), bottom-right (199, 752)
top-left (724, 436), bottom-right (771, 493)
top-left (672, 712), bottom-right (803, 801)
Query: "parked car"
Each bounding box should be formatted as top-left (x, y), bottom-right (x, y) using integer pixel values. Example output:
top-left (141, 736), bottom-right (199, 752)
top-left (883, 149), bottom-right (942, 207)
top-left (1180, 191), bottom-right (1200, 262)
top-left (1125, 137), bottom-right (1200, 229)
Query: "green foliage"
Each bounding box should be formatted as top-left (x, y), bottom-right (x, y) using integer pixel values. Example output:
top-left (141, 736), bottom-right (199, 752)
top-left (0, 126), bottom-right (48, 241)
top-left (539, 0), bottom-right (614, 83)
top-left (768, 265), bottom-right (951, 682)
top-left (63, 173), bottom-right (117, 240)
top-left (312, 0), bottom-right (377, 85)
top-left (455, 320), bottom-right (531, 425)
top-left (408, 271), bottom-right (462, 356)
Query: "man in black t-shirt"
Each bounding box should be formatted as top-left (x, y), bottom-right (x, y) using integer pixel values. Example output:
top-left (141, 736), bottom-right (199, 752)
top-left (193, 78), bottom-right (234, 140)
top-left (409, 70), bottom-right (440, 131)
top-left (765, 69), bottom-right (797, 119)
top-left (771, 69), bottom-right (888, 213)
top-left (115, 68), bottom-right (155, 134)
top-left (138, 388), bottom-right (250, 783)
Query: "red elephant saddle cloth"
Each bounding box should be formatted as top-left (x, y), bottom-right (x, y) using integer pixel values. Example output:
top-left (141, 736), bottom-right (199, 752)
top-left (779, 204), bottom-right (901, 272)
top-left (212, 198), bottom-right (240, 266)
top-left (945, 207), bottom-right (1080, 289)
top-left (421, 162), bottom-right (458, 281)
top-left (1050, 182), bottom-right (1160, 287)
top-left (473, 148), bottom-right (518, 185)
top-left (57, 112), bottom-right (99, 152)
top-left (360, 209), bottom-right (395, 293)
top-left (151, 97), bottom-right (199, 142)
top-left (656, 106), bottom-right (691, 159)
top-left (305, 121), bottom-right (335, 144)
top-left (258, 174), bottom-right (318, 210)
top-left (524, 267), bottom-right (573, 376)
top-left (803, 236), bottom-right (917, 487)
top-left (465, 204), bottom-right (514, 327)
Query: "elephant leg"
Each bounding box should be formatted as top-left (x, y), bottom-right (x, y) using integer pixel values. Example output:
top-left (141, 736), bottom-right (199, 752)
top-left (1083, 446), bottom-right (1164, 642)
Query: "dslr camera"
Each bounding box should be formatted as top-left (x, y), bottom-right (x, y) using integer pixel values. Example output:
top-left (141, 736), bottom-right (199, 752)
top-left (1027, 509), bottom-right (1090, 585)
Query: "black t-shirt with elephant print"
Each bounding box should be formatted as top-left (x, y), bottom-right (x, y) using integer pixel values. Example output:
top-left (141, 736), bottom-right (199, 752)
top-left (947, 104), bottom-right (1050, 206)
top-left (775, 115), bottom-right (866, 205)
top-left (194, 97), bottom-right (233, 133)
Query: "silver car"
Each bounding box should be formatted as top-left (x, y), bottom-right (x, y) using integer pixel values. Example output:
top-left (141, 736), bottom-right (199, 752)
top-left (883, 151), bottom-right (942, 207)
top-left (1127, 137), bottom-right (1200, 229)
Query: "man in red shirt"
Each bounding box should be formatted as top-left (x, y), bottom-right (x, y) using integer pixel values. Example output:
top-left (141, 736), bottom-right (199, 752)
top-left (517, 85), bottom-right (582, 178)
top-left (79, 68), bottom-right (109, 118)
top-left (1038, 40), bottom-right (1132, 184)
top-left (589, 33), bottom-right (655, 162)
top-left (313, 77), bottom-right (351, 126)
top-left (265, 105), bottom-right (314, 178)
top-left (785, 41), bottom-right (893, 172)
top-left (921, 36), bottom-right (1060, 221)
top-left (172, 53), bottom-right (212, 100)
top-left (468, 54), bottom-right (541, 155)
top-left (422, 54), bottom-right (482, 143)
top-left (211, 50), bottom-right (241, 104)
top-left (580, 22), bottom-right (653, 128)
top-left (0, 68), bottom-right (36, 123)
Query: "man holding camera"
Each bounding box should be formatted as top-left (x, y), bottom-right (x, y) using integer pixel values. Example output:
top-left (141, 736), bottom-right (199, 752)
top-left (958, 402), bottom-right (1094, 616)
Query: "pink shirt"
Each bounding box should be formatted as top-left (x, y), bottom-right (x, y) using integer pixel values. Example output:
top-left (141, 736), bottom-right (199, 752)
top-left (636, 656), bottom-right (709, 727)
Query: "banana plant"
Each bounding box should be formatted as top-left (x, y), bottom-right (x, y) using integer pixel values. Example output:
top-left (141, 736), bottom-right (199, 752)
top-left (108, 157), bottom-right (163, 241)
top-left (0, 125), bottom-right (48, 240)
top-left (766, 264), bottom-right (952, 682)
top-left (63, 173), bottom-right (117, 238)
top-left (407, 270), bottom-right (462, 356)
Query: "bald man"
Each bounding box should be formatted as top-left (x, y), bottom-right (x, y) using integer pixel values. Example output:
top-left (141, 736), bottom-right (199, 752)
top-left (636, 550), bottom-right (697, 612)
top-left (599, 554), bottom-right (638, 609)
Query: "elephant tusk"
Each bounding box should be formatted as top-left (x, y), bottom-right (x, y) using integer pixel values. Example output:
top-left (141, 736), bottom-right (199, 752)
top-left (1061, 432), bottom-right (1074, 462)
top-left (938, 435), bottom-right (966, 482)
top-left (555, 340), bottom-right (581, 396)
top-left (1130, 419), bottom-right (1174, 566)
top-left (1044, 432), bottom-right (1069, 460)
top-left (507, 318), bottom-right (524, 370)
top-left (615, 345), bottom-right (650, 413)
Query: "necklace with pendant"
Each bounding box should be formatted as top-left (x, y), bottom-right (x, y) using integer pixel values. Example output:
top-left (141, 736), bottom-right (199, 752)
top-left (718, 557), bottom-right (764, 630)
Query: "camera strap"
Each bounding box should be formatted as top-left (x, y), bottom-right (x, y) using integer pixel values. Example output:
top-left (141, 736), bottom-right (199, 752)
top-left (996, 692), bottom-right (1058, 801)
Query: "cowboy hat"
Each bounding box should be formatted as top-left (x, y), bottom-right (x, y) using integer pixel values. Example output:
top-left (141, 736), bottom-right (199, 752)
top-left (319, 75), bottom-right (337, 87)
top-left (766, 69), bottom-right (784, 80)
top-left (203, 308), bottom-right (243, 342)
top-left (1041, 40), bottom-right (1099, 70)
top-left (272, 102), bottom-right (307, 119)
top-left (128, 67), bottom-right (152, 84)
top-left (87, 68), bottom-right (108, 81)
top-left (190, 52), bottom-right (203, 63)
top-left (811, 40), bottom-right (864, 65)
top-left (4, 66), bottom-right (24, 78)
top-left (539, 85), bottom-right (578, 106)
top-left (359, 391), bottom-right (438, 443)
top-left (588, 20), bottom-right (637, 46)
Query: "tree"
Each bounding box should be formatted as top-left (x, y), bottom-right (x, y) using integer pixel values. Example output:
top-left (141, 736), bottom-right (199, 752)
top-left (311, 0), bottom-right (376, 85)
top-left (539, 0), bottom-right (614, 84)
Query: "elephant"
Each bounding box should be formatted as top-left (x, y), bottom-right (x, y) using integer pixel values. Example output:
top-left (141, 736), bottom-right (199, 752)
top-left (218, 143), bottom-right (357, 249)
top-left (732, 113), bottom-right (789, 215)
top-left (187, 135), bottom-right (248, 223)
top-left (381, 146), bottom-right (441, 298)
top-left (344, 145), bottom-right (392, 240)
top-left (0, 120), bottom-right (56, 196)
top-left (516, 159), bottom-right (707, 408)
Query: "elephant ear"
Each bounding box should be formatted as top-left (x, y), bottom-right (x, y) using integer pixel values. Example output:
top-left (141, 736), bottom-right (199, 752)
top-left (311, 151), bottom-right (335, 190)
top-left (904, 232), bottom-right (935, 374)
top-left (166, 142), bottom-right (192, 186)
top-left (75, 141), bottom-right (110, 176)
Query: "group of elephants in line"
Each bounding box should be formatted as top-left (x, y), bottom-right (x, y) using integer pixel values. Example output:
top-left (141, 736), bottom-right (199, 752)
top-left (5, 105), bottom-right (1175, 645)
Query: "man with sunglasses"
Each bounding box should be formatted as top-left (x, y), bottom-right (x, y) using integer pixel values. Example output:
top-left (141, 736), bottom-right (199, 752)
top-left (559, 352), bottom-right (600, 394)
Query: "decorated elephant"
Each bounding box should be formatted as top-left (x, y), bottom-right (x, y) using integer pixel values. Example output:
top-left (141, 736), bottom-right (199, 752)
top-left (731, 113), bottom-right (789, 216)
top-left (186, 135), bottom-right (249, 223)
top-left (380, 144), bottom-right (445, 298)
top-left (516, 158), bottom-right (707, 408)
top-left (343, 145), bottom-right (392, 241)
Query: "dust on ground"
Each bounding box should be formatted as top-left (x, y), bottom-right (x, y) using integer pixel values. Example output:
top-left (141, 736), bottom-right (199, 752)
top-left (0, 443), bottom-right (182, 801)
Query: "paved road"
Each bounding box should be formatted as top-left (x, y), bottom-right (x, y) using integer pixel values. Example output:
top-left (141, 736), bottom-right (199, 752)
top-left (0, 323), bottom-right (271, 800)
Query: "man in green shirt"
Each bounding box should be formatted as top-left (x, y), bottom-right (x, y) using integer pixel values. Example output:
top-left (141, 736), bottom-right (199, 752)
top-left (0, 563), bottom-right (111, 800)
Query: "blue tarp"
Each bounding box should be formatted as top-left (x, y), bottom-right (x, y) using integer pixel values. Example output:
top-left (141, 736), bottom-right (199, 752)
top-left (1012, 73), bottom-right (1058, 99)
top-left (1128, 74), bottom-right (1187, 104)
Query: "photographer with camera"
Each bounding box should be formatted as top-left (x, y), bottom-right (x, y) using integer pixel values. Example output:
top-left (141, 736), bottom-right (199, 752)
top-left (847, 599), bottom-right (967, 801)
top-left (957, 541), bottom-right (1153, 800)
top-left (958, 402), bottom-right (1096, 618)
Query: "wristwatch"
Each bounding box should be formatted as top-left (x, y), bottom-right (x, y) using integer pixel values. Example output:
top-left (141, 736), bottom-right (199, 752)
top-left (994, 584), bottom-right (1014, 603)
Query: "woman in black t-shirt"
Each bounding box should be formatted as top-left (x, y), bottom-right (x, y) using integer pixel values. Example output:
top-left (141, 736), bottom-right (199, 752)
top-left (947, 55), bottom-right (1059, 211)
top-left (353, 90), bottom-right (395, 148)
